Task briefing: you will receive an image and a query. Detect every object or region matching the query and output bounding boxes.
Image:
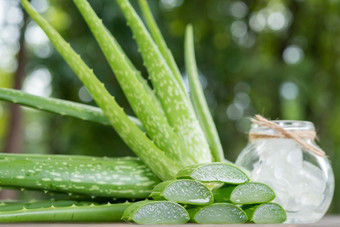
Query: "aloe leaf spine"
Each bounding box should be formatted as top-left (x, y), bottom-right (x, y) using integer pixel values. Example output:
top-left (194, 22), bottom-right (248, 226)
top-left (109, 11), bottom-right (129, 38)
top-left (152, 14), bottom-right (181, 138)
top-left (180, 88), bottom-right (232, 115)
top-left (0, 200), bottom-right (92, 212)
top-left (116, 0), bottom-right (212, 165)
top-left (0, 87), bottom-right (144, 130)
top-left (185, 25), bottom-right (225, 162)
top-left (73, 0), bottom-right (188, 166)
top-left (21, 0), bottom-right (177, 180)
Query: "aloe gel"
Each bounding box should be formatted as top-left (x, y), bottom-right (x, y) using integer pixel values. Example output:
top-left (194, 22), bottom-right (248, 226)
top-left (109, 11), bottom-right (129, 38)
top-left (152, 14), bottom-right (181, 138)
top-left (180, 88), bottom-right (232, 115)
top-left (243, 203), bottom-right (287, 224)
top-left (213, 182), bottom-right (275, 204)
top-left (150, 180), bottom-right (213, 205)
top-left (122, 201), bottom-right (190, 224)
top-left (187, 203), bottom-right (247, 224)
top-left (177, 162), bottom-right (249, 184)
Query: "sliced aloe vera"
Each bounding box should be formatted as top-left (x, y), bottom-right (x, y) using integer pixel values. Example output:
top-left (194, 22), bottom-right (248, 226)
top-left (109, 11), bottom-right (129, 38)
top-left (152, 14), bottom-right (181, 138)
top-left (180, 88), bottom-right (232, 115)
top-left (213, 182), bottom-right (275, 204)
top-left (243, 203), bottom-right (287, 224)
top-left (187, 203), bottom-right (247, 224)
top-left (122, 200), bottom-right (189, 224)
top-left (176, 162), bottom-right (249, 184)
top-left (150, 180), bottom-right (213, 205)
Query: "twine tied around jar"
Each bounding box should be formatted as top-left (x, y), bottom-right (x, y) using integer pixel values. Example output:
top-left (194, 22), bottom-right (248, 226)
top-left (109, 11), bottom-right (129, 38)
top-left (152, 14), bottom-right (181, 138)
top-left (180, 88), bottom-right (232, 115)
top-left (249, 115), bottom-right (325, 157)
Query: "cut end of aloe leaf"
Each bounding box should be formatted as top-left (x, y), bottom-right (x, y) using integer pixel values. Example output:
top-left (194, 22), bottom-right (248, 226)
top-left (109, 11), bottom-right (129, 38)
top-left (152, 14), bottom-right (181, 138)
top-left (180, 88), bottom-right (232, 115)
top-left (231, 182), bottom-right (275, 204)
top-left (244, 203), bottom-right (287, 224)
top-left (188, 203), bottom-right (248, 224)
top-left (150, 180), bottom-right (213, 205)
top-left (122, 200), bottom-right (189, 224)
top-left (176, 162), bottom-right (249, 184)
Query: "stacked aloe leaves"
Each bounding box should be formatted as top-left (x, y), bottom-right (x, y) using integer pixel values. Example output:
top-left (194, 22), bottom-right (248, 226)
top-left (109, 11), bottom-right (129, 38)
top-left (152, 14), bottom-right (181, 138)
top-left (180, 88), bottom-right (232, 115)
top-left (0, 0), bottom-right (286, 224)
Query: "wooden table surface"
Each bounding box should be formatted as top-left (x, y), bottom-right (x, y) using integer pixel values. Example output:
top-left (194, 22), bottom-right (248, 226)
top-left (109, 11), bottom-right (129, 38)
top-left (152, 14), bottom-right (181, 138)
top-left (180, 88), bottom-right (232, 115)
top-left (0, 216), bottom-right (339, 226)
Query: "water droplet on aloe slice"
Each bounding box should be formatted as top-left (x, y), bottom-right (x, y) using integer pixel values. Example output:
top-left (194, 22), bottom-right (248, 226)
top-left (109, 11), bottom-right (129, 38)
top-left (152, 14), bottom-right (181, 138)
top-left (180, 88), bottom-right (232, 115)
top-left (176, 162), bottom-right (249, 184)
top-left (122, 200), bottom-right (189, 224)
top-left (150, 179), bottom-right (213, 205)
top-left (187, 203), bottom-right (248, 224)
top-left (243, 203), bottom-right (287, 224)
top-left (213, 182), bottom-right (275, 204)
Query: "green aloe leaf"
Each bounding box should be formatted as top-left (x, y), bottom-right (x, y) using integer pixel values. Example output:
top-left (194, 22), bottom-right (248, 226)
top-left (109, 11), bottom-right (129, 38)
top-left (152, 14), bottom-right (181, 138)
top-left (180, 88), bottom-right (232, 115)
top-left (20, 0), bottom-right (177, 180)
top-left (137, 0), bottom-right (186, 95)
top-left (213, 182), bottom-right (275, 204)
top-left (150, 179), bottom-right (213, 205)
top-left (243, 203), bottom-right (287, 224)
top-left (122, 200), bottom-right (189, 224)
top-left (185, 25), bottom-right (225, 162)
top-left (0, 153), bottom-right (160, 198)
top-left (187, 203), bottom-right (248, 224)
top-left (0, 202), bottom-right (130, 222)
top-left (177, 162), bottom-right (249, 184)
top-left (0, 87), bottom-right (144, 130)
top-left (116, 0), bottom-right (212, 165)
top-left (73, 0), bottom-right (187, 166)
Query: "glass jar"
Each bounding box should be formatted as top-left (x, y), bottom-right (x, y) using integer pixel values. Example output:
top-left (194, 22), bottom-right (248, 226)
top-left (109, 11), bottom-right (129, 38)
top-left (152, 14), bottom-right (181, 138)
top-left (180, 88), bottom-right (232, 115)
top-left (235, 120), bottom-right (334, 223)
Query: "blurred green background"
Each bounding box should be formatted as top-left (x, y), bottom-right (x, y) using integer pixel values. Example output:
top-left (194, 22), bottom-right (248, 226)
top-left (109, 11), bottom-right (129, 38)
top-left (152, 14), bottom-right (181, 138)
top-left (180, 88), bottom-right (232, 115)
top-left (0, 0), bottom-right (339, 213)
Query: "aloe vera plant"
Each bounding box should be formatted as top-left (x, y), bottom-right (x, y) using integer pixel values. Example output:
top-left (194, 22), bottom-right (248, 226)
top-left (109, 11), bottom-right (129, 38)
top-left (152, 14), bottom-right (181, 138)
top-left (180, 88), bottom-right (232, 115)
top-left (0, 0), bottom-right (287, 223)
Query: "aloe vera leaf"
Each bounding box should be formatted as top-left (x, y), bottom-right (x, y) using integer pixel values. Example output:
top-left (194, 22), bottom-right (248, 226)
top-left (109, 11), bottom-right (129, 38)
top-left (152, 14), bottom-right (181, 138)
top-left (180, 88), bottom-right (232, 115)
top-left (0, 200), bottom-right (92, 212)
top-left (73, 0), bottom-right (187, 164)
top-left (0, 87), bottom-right (144, 130)
top-left (21, 0), bottom-right (178, 180)
top-left (213, 182), bottom-right (275, 204)
top-left (0, 202), bottom-right (130, 222)
top-left (137, 0), bottom-right (186, 95)
top-left (185, 25), bottom-right (225, 162)
top-left (176, 162), bottom-right (249, 184)
top-left (187, 203), bottom-right (248, 224)
top-left (150, 180), bottom-right (213, 205)
top-left (243, 203), bottom-right (287, 224)
top-left (0, 153), bottom-right (160, 198)
top-left (122, 200), bottom-right (189, 224)
top-left (116, 0), bottom-right (212, 165)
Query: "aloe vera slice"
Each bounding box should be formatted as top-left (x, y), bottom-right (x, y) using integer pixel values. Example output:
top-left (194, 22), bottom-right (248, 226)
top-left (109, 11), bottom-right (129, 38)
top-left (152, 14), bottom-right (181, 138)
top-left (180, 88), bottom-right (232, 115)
top-left (243, 203), bottom-right (287, 224)
top-left (187, 203), bottom-right (247, 224)
top-left (122, 200), bottom-right (189, 224)
top-left (150, 180), bottom-right (213, 205)
top-left (0, 202), bottom-right (130, 222)
top-left (213, 182), bottom-right (275, 204)
top-left (176, 162), bottom-right (249, 184)
top-left (0, 87), bottom-right (144, 130)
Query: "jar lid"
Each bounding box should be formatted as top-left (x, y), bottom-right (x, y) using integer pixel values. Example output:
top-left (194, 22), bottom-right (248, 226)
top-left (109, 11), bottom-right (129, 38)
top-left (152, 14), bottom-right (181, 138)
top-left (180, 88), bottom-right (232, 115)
top-left (250, 120), bottom-right (315, 135)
